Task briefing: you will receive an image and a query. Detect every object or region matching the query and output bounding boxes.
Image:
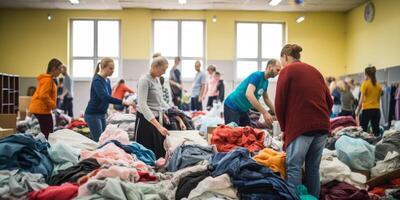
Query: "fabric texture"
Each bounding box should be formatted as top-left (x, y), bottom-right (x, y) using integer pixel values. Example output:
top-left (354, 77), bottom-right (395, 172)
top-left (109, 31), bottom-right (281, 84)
top-left (225, 71), bottom-right (269, 112)
top-left (360, 79), bottom-right (382, 110)
top-left (376, 130), bottom-right (400, 160)
top-left (136, 73), bottom-right (170, 121)
top-left (49, 158), bottom-right (100, 186)
top-left (0, 170), bottom-right (48, 200)
top-left (134, 111), bottom-right (166, 159)
top-left (165, 144), bottom-right (214, 172)
top-left (0, 133), bottom-right (53, 181)
top-left (176, 170), bottom-right (211, 200)
top-left (187, 174), bottom-right (238, 200)
top-left (48, 142), bottom-right (80, 176)
top-left (210, 148), bottom-right (299, 200)
top-left (320, 181), bottom-right (370, 200)
top-left (29, 73), bottom-right (57, 115)
top-left (28, 183), bottom-right (78, 200)
top-left (253, 148), bottom-right (286, 179)
top-left (330, 116), bottom-right (357, 132)
top-left (164, 130), bottom-right (209, 153)
top-left (340, 90), bottom-right (355, 112)
top-left (76, 177), bottom-right (160, 200)
top-left (98, 125), bottom-right (130, 146)
top-left (211, 125), bottom-right (265, 152)
top-left (48, 129), bottom-right (99, 151)
top-left (99, 140), bottom-right (156, 166)
top-left (85, 74), bottom-right (122, 115)
top-left (275, 61), bottom-right (333, 150)
top-left (84, 113), bottom-right (106, 142)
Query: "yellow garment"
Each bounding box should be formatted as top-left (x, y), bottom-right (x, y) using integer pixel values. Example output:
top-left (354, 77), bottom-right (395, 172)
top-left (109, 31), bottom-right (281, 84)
top-left (360, 79), bottom-right (382, 110)
top-left (253, 148), bottom-right (286, 179)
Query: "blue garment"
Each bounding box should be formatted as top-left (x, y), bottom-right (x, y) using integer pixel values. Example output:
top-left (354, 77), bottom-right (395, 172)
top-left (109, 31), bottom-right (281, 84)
top-left (166, 144), bottom-right (214, 172)
top-left (286, 133), bottom-right (327, 198)
top-left (99, 140), bottom-right (156, 166)
top-left (85, 74), bottom-right (122, 115)
top-left (210, 148), bottom-right (299, 200)
top-left (225, 71), bottom-right (269, 112)
top-left (0, 133), bottom-right (53, 181)
top-left (224, 103), bottom-right (251, 126)
top-left (191, 71), bottom-right (206, 97)
top-left (84, 114), bottom-right (106, 142)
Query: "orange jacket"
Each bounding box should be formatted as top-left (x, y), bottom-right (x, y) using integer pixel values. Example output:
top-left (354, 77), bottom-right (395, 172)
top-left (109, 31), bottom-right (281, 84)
top-left (29, 74), bottom-right (57, 114)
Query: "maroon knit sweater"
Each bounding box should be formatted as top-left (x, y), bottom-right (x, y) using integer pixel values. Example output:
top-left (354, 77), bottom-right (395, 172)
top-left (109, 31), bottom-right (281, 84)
top-left (275, 61), bottom-right (333, 150)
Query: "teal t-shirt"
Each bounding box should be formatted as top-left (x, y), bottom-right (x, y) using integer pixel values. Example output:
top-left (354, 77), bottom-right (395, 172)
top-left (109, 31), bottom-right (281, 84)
top-left (225, 71), bottom-right (269, 112)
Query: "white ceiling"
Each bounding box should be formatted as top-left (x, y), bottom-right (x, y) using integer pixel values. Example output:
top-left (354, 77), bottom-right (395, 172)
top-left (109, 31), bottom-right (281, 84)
top-left (0, 0), bottom-right (368, 12)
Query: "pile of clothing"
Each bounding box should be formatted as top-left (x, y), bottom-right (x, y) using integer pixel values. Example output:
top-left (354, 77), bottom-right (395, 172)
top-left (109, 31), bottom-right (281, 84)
top-left (107, 112), bottom-right (136, 139)
top-left (248, 110), bottom-right (272, 129)
top-left (164, 107), bottom-right (195, 131)
top-left (330, 116), bottom-right (357, 133)
top-left (67, 119), bottom-right (90, 138)
top-left (16, 116), bottom-right (41, 135)
top-left (53, 109), bottom-right (72, 130)
top-left (211, 125), bottom-right (265, 152)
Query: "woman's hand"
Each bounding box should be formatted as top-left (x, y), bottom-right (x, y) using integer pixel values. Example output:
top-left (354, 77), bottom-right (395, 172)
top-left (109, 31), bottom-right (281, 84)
top-left (157, 125), bottom-right (169, 137)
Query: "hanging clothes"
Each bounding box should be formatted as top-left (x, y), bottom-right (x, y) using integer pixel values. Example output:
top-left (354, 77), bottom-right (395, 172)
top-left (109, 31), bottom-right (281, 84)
top-left (395, 86), bottom-right (400, 120)
top-left (380, 85), bottom-right (391, 127)
top-left (388, 85), bottom-right (398, 128)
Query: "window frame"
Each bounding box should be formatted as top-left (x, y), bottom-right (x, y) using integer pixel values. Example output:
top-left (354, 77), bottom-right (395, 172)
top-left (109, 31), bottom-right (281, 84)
top-left (70, 19), bottom-right (122, 81)
top-left (235, 21), bottom-right (286, 80)
top-left (152, 19), bottom-right (206, 80)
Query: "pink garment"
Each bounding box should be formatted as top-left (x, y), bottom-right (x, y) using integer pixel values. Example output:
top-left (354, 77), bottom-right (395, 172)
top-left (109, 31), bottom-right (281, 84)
top-left (80, 143), bottom-right (148, 171)
top-left (98, 125), bottom-right (130, 146)
top-left (207, 77), bottom-right (219, 96)
top-left (395, 87), bottom-right (400, 120)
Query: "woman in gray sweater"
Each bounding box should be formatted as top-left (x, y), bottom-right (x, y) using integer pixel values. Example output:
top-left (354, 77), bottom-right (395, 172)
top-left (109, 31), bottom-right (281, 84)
top-left (134, 55), bottom-right (185, 159)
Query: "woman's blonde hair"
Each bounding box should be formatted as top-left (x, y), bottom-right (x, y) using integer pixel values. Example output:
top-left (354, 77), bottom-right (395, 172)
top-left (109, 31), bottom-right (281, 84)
top-left (95, 57), bottom-right (114, 75)
top-left (151, 56), bottom-right (168, 69)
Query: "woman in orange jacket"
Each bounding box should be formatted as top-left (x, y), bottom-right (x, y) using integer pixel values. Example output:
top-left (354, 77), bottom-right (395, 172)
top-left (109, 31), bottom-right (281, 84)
top-left (29, 58), bottom-right (63, 138)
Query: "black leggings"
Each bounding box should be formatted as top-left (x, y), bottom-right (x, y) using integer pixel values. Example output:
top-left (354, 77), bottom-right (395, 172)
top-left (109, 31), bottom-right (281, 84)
top-left (34, 114), bottom-right (54, 139)
top-left (360, 109), bottom-right (381, 136)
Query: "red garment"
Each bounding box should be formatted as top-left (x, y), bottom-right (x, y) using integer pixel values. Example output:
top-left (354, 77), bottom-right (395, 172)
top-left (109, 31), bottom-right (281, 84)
top-left (28, 183), bottom-right (78, 200)
top-left (138, 171), bottom-right (157, 182)
top-left (67, 120), bottom-right (87, 129)
top-left (191, 111), bottom-right (206, 118)
top-left (112, 84), bottom-right (134, 100)
top-left (77, 168), bottom-right (101, 185)
top-left (320, 181), bottom-right (370, 200)
top-left (211, 125), bottom-right (265, 152)
top-left (275, 61), bottom-right (333, 150)
top-left (369, 187), bottom-right (386, 197)
top-left (330, 116), bottom-right (357, 131)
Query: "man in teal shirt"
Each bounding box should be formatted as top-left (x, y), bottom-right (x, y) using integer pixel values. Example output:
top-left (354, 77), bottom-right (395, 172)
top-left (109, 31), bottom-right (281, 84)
top-left (224, 59), bottom-right (281, 126)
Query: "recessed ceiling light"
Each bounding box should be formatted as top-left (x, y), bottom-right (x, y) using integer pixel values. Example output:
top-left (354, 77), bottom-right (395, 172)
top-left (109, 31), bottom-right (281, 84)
top-left (212, 15), bottom-right (217, 23)
top-left (269, 0), bottom-right (282, 6)
top-left (178, 0), bottom-right (187, 4)
top-left (69, 0), bottom-right (80, 5)
top-left (47, 14), bottom-right (52, 21)
top-left (296, 16), bottom-right (305, 23)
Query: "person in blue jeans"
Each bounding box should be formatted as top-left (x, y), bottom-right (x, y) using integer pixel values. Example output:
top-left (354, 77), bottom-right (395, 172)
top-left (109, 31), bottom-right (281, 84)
top-left (84, 58), bottom-right (132, 142)
top-left (224, 59), bottom-right (281, 126)
top-left (276, 44), bottom-right (333, 198)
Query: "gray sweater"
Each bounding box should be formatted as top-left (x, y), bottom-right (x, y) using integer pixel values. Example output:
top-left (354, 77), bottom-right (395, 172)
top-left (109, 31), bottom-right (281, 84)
top-left (137, 73), bottom-right (170, 121)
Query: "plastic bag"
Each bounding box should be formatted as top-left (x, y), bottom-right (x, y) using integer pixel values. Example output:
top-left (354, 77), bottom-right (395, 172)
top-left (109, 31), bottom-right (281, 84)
top-left (335, 135), bottom-right (375, 170)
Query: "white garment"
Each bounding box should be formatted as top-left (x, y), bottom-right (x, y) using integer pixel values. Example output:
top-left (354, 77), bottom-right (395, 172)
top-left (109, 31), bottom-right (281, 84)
top-left (49, 129), bottom-right (99, 151)
top-left (371, 151), bottom-right (400, 178)
top-left (164, 130), bottom-right (209, 153)
top-left (188, 174), bottom-right (238, 200)
top-left (320, 155), bottom-right (367, 189)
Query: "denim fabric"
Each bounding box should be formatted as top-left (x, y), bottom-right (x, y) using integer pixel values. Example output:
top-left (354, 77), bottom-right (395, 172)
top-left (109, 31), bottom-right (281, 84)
top-left (84, 114), bottom-right (106, 142)
top-left (0, 133), bottom-right (53, 181)
top-left (210, 148), bottom-right (299, 200)
top-left (286, 134), bottom-right (327, 198)
top-left (166, 144), bottom-right (214, 172)
top-left (99, 140), bottom-right (156, 166)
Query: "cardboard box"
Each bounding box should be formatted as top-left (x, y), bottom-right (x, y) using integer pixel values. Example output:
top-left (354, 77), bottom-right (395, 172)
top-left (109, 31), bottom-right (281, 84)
top-left (367, 168), bottom-right (400, 188)
top-left (19, 96), bottom-right (32, 112)
top-left (0, 114), bottom-right (17, 131)
top-left (0, 128), bottom-right (14, 139)
top-left (207, 126), bottom-right (217, 144)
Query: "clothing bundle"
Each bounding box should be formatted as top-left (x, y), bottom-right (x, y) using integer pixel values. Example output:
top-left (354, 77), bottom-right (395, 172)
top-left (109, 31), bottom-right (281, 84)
top-left (211, 125), bottom-right (265, 152)
top-left (330, 116), bottom-right (357, 133)
top-left (67, 119), bottom-right (90, 137)
top-left (164, 107), bottom-right (195, 130)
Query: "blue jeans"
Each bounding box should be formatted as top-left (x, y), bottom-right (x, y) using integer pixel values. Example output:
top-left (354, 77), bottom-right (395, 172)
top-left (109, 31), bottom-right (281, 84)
top-left (84, 114), bottom-right (106, 142)
top-left (286, 133), bottom-right (327, 198)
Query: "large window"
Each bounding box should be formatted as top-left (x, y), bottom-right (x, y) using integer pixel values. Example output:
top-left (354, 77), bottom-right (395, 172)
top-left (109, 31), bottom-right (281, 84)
top-left (71, 19), bottom-right (120, 79)
top-left (153, 20), bottom-right (204, 79)
top-left (236, 22), bottom-right (284, 79)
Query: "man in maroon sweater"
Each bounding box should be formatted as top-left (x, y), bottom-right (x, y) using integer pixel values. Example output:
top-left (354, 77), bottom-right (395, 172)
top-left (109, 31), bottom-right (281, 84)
top-left (275, 44), bottom-right (333, 198)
